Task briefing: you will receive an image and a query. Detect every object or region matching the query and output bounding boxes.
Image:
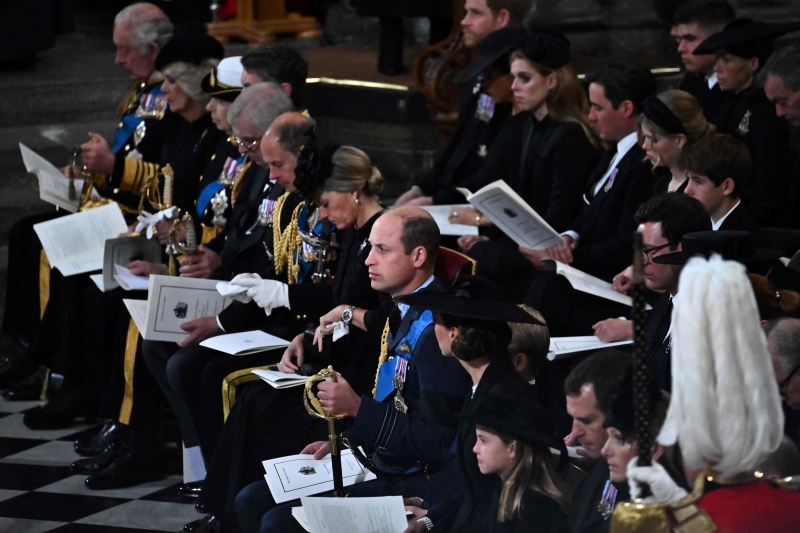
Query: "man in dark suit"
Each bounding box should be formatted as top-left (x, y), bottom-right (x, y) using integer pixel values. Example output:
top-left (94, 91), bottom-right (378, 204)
top-left (670, 0), bottom-right (735, 128)
top-left (591, 194), bottom-right (711, 392)
top-left (520, 60), bottom-right (656, 282)
top-left (234, 207), bottom-right (471, 533)
top-left (683, 133), bottom-right (765, 240)
top-left (563, 349), bottom-right (631, 533)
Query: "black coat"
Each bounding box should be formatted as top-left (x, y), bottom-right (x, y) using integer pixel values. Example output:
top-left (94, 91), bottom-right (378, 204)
top-left (417, 89), bottom-right (514, 205)
top-left (463, 112), bottom-right (600, 232)
top-left (571, 143), bottom-right (655, 281)
top-left (424, 358), bottom-right (539, 532)
top-left (715, 85), bottom-right (793, 227)
top-left (646, 292), bottom-right (673, 392)
top-left (679, 72), bottom-right (726, 129)
top-left (490, 489), bottom-right (569, 533)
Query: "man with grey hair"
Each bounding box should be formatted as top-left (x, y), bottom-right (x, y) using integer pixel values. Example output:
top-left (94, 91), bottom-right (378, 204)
top-left (0, 2), bottom-right (173, 404)
top-left (79, 2), bottom-right (174, 177)
top-left (761, 45), bottom-right (800, 128)
top-left (229, 83), bottom-right (295, 168)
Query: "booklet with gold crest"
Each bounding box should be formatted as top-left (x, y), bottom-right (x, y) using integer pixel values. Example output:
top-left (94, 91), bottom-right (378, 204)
top-left (124, 275), bottom-right (235, 342)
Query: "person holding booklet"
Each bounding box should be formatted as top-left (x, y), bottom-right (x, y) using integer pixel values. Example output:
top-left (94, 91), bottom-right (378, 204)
top-left (65, 89), bottom-right (295, 491)
top-left (452, 32), bottom-right (601, 287)
top-left (517, 59), bottom-right (657, 283)
top-left (3, 25), bottom-right (228, 432)
top-left (186, 146), bottom-right (392, 532)
top-left (0, 2), bottom-right (174, 399)
top-left (234, 207), bottom-right (471, 533)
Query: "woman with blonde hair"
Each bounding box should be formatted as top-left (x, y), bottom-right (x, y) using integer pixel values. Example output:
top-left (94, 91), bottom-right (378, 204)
top-left (638, 89), bottom-right (714, 194)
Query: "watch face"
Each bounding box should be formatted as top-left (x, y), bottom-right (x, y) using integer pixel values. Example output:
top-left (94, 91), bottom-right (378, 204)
top-left (342, 308), bottom-right (353, 323)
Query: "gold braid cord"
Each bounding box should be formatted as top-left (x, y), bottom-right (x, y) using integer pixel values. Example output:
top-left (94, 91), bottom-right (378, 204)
top-left (120, 159), bottom-right (160, 201)
top-left (371, 318), bottom-right (392, 398)
top-left (273, 196), bottom-right (305, 284)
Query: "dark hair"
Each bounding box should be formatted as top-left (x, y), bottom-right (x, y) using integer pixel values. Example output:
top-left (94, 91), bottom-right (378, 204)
top-left (487, 0), bottom-right (529, 26)
top-left (672, 0), bottom-right (735, 33)
top-left (584, 60), bottom-right (656, 115)
top-left (241, 43), bottom-right (309, 109)
top-left (634, 193), bottom-right (711, 250)
top-left (563, 349), bottom-right (631, 413)
top-left (679, 133), bottom-right (751, 196)
top-left (436, 312), bottom-right (513, 363)
top-left (759, 45), bottom-right (800, 92)
top-left (391, 210), bottom-right (440, 265)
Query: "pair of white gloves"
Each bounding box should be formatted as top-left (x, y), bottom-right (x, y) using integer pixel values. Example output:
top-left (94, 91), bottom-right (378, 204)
top-left (626, 457), bottom-right (688, 504)
top-left (217, 273), bottom-right (290, 316)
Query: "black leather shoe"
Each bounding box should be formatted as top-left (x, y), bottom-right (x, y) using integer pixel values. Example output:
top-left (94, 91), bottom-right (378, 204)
top-left (1, 365), bottom-right (49, 401)
top-left (0, 350), bottom-right (35, 389)
top-left (85, 442), bottom-right (164, 490)
top-left (179, 480), bottom-right (204, 498)
top-left (72, 438), bottom-right (124, 474)
top-left (75, 420), bottom-right (127, 457)
top-left (184, 514), bottom-right (218, 533)
top-left (23, 391), bottom-right (84, 430)
top-left (195, 501), bottom-right (210, 513)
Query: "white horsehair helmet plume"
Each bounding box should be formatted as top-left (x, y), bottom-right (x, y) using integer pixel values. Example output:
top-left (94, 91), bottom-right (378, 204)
top-left (658, 254), bottom-right (784, 478)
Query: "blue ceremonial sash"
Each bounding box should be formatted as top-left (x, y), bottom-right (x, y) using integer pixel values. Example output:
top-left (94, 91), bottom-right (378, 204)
top-left (375, 310), bottom-right (434, 402)
top-left (196, 181), bottom-right (225, 218)
top-left (112, 84), bottom-right (165, 154)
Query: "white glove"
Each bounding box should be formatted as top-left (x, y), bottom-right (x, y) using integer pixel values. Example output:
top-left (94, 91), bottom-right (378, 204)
top-left (627, 457), bottom-right (688, 504)
top-left (216, 280), bottom-right (251, 303)
top-left (135, 206), bottom-right (179, 239)
top-left (229, 273), bottom-right (289, 315)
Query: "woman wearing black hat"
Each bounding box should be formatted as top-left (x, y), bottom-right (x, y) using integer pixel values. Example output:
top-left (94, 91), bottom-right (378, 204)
top-left (451, 33), bottom-right (601, 287)
top-left (467, 392), bottom-right (569, 533)
top-left (639, 90), bottom-right (714, 195)
top-left (395, 275), bottom-right (552, 533)
top-left (691, 18), bottom-right (793, 226)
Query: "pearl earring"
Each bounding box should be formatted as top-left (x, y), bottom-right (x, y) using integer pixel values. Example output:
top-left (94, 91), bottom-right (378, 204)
top-left (354, 196), bottom-right (359, 204)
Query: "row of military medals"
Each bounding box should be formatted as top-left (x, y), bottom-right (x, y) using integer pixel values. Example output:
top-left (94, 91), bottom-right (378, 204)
top-left (392, 342), bottom-right (412, 413)
top-left (473, 75), bottom-right (495, 159)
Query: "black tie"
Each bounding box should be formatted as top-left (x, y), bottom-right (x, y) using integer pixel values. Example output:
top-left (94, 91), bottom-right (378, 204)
top-left (388, 306), bottom-right (402, 336)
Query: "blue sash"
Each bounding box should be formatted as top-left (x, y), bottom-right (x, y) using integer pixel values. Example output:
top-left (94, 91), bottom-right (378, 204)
top-left (111, 84), bottom-right (165, 154)
top-left (375, 310), bottom-right (434, 402)
top-left (196, 181), bottom-right (225, 218)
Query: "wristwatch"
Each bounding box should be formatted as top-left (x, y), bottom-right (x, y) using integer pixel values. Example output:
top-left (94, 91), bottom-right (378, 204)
top-left (341, 305), bottom-right (356, 325)
top-left (417, 517), bottom-right (433, 530)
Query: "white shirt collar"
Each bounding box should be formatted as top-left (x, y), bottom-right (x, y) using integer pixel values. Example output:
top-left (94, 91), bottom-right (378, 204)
top-left (712, 200), bottom-right (741, 231)
top-left (616, 131), bottom-right (639, 159)
top-left (707, 72), bottom-right (718, 90)
top-left (396, 274), bottom-right (435, 319)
